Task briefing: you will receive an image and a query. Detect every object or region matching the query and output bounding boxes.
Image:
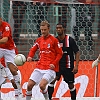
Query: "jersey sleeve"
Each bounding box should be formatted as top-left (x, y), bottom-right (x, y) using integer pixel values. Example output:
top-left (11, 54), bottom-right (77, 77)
top-left (52, 38), bottom-right (63, 67)
top-left (28, 40), bottom-right (39, 58)
top-left (2, 25), bottom-right (11, 37)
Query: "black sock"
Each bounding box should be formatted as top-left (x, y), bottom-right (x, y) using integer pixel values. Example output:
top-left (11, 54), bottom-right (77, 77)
top-left (48, 85), bottom-right (54, 100)
top-left (70, 88), bottom-right (76, 100)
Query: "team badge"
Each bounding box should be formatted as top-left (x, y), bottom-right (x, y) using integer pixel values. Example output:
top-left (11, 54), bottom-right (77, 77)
top-left (5, 26), bottom-right (10, 31)
top-left (59, 43), bottom-right (63, 47)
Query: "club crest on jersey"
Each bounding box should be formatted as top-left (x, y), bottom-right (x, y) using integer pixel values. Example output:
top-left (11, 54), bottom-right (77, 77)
top-left (47, 44), bottom-right (50, 48)
top-left (59, 43), bottom-right (63, 47)
top-left (5, 26), bottom-right (10, 31)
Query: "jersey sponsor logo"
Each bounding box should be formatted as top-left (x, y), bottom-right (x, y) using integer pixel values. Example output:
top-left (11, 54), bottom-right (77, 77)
top-left (40, 50), bottom-right (51, 54)
top-left (5, 26), bottom-right (10, 31)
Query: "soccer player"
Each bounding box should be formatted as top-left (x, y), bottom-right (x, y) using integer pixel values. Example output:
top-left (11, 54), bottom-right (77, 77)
top-left (92, 54), bottom-right (100, 68)
top-left (48, 23), bottom-right (80, 100)
top-left (25, 20), bottom-right (63, 100)
top-left (0, 17), bottom-right (22, 99)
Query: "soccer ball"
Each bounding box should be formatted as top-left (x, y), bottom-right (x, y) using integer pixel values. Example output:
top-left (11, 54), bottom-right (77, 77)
top-left (14, 54), bottom-right (26, 66)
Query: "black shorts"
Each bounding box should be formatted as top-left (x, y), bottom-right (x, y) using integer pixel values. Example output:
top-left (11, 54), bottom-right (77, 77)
top-left (56, 68), bottom-right (74, 84)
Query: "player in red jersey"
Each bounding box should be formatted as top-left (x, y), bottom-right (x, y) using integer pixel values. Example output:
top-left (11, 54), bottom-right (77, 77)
top-left (25, 20), bottom-right (63, 100)
top-left (0, 17), bottom-right (22, 99)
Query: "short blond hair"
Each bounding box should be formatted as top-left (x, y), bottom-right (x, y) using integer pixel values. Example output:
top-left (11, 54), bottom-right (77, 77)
top-left (40, 20), bottom-right (50, 28)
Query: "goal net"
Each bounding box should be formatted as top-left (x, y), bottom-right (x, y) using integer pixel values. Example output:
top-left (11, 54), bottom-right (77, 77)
top-left (0, 0), bottom-right (100, 99)
top-left (8, 0), bottom-right (100, 60)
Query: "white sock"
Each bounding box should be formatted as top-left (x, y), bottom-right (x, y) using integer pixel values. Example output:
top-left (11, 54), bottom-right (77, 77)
top-left (42, 88), bottom-right (49, 100)
top-left (13, 75), bottom-right (22, 93)
top-left (14, 89), bottom-right (19, 97)
top-left (26, 91), bottom-right (32, 100)
top-left (43, 92), bottom-right (49, 100)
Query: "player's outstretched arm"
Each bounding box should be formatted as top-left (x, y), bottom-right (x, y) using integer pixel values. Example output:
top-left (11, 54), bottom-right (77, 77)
top-left (92, 54), bottom-right (100, 68)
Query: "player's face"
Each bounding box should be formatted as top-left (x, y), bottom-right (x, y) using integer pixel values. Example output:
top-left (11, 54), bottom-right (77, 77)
top-left (40, 25), bottom-right (50, 37)
top-left (56, 25), bottom-right (64, 36)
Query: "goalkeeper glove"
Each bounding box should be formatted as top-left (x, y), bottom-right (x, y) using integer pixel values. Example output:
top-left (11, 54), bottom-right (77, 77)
top-left (92, 58), bottom-right (100, 68)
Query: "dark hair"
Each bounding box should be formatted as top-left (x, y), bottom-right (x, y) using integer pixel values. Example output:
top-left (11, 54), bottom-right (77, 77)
top-left (56, 23), bottom-right (66, 29)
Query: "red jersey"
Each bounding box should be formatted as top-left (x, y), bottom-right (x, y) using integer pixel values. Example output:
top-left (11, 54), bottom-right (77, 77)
top-left (0, 21), bottom-right (15, 50)
top-left (28, 34), bottom-right (63, 72)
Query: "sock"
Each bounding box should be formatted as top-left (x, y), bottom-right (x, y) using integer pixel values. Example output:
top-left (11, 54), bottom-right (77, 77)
top-left (48, 84), bottom-right (54, 100)
top-left (26, 91), bottom-right (32, 100)
top-left (14, 89), bottom-right (19, 97)
top-left (13, 75), bottom-right (22, 93)
top-left (41, 87), bottom-right (49, 100)
top-left (70, 87), bottom-right (76, 100)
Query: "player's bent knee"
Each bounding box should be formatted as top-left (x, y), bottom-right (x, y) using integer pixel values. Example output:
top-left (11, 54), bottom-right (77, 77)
top-left (68, 83), bottom-right (74, 89)
top-left (27, 80), bottom-right (35, 91)
top-left (27, 84), bottom-right (33, 91)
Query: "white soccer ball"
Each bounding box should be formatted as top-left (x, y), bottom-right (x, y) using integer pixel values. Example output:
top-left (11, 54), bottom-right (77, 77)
top-left (14, 54), bottom-right (26, 66)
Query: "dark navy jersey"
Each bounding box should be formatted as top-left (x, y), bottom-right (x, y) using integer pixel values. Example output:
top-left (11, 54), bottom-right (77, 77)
top-left (56, 35), bottom-right (79, 69)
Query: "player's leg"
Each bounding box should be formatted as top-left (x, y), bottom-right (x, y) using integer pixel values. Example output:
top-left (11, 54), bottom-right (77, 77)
top-left (5, 49), bottom-right (23, 97)
top-left (63, 68), bottom-right (76, 100)
top-left (0, 62), bottom-right (23, 99)
top-left (40, 69), bottom-right (56, 100)
top-left (68, 83), bottom-right (76, 100)
top-left (7, 63), bottom-right (22, 90)
top-left (26, 79), bottom-right (36, 100)
top-left (48, 72), bottom-right (61, 100)
top-left (26, 69), bottom-right (42, 100)
top-left (4, 67), bottom-right (22, 97)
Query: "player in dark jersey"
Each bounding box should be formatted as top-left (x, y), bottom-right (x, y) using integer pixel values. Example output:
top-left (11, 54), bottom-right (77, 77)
top-left (48, 23), bottom-right (80, 100)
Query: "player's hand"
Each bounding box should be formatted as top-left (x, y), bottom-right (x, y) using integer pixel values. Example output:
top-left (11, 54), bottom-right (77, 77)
top-left (49, 64), bottom-right (55, 69)
top-left (92, 59), bottom-right (99, 68)
top-left (27, 57), bottom-right (32, 62)
top-left (72, 66), bottom-right (78, 74)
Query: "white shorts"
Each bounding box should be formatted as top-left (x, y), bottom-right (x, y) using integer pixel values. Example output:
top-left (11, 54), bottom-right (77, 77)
top-left (0, 48), bottom-right (16, 66)
top-left (30, 68), bottom-right (56, 85)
